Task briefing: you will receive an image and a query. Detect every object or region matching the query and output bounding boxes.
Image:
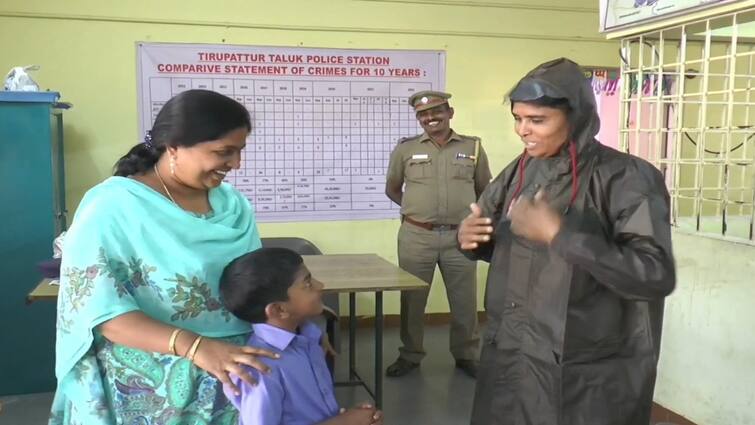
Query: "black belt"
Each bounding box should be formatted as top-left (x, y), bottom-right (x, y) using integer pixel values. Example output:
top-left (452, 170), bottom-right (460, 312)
top-left (403, 215), bottom-right (458, 231)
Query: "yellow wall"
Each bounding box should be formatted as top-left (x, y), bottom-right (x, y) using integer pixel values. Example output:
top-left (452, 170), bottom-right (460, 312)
top-left (656, 231), bottom-right (755, 425)
top-left (0, 0), bottom-right (618, 315)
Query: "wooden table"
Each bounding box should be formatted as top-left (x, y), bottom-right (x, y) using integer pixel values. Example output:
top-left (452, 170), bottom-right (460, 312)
top-left (304, 254), bottom-right (428, 408)
top-left (27, 254), bottom-right (428, 408)
top-left (26, 278), bottom-right (58, 304)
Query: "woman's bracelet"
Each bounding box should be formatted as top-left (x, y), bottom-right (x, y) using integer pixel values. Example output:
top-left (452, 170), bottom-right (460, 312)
top-left (168, 328), bottom-right (184, 356)
top-left (185, 335), bottom-right (204, 362)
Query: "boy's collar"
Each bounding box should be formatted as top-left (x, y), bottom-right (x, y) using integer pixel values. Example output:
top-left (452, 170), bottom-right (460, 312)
top-left (252, 321), bottom-right (322, 351)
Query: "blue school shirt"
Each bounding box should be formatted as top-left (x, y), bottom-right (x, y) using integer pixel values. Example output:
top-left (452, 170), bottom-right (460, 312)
top-left (225, 321), bottom-right (340, 425)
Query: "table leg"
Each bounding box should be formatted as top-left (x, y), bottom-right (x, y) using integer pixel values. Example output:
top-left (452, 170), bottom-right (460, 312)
top-left (334, 290), bottom-right (380, 405)
top-left (375, 291), bottom-right (383, 409)
top-left (349, 291), bottom-right (356, 380)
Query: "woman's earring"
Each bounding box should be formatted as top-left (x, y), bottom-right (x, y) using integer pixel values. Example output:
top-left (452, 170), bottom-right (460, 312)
top-left (170, 156), bottom-right (176, 175)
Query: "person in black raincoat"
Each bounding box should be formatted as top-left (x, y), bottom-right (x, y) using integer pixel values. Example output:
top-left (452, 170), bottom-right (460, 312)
top-left (458, 58), bottom-right (676, 425)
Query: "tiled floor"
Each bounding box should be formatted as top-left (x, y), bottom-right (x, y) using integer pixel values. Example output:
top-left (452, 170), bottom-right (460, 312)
top-left (0, 324), bottom-right (689, 425)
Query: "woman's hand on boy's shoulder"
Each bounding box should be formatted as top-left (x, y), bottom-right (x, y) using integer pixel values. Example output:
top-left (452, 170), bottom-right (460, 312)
top-left (193, 338), bottom-right (279, 396)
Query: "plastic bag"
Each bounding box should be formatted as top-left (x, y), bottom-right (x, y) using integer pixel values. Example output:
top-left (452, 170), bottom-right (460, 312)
top-left (53, 231), bottom-right (66, 259)
top-left (4, 65), bottom-right (40, 91)
top-left (37, 231), bottom-right (66, 281)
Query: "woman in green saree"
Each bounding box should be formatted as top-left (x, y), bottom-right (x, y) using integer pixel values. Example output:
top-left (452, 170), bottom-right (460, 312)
top-left (50, 89), bottom-right (277, 425)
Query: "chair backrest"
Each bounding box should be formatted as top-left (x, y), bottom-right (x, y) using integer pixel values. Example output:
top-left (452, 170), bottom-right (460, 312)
top-left (260, 237), bottom-right (322, 256)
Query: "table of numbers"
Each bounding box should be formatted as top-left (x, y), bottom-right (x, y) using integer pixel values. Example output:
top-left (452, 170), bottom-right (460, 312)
top-left (139, 43), bottom-right (445, 221)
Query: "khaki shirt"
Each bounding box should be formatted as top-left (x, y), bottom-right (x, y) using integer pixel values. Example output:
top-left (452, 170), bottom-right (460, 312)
top-left (386, 130), bottom-right (492, 224)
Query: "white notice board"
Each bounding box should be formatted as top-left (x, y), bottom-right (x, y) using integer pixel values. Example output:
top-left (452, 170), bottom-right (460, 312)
top-left (137, 42), bottom-right (446, 222)
top-left (600, 0), bottom-right (739, 32)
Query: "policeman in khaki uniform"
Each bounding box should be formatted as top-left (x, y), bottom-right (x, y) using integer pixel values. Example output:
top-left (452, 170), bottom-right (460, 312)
top-left (385, 90), bottom-right (492, 378)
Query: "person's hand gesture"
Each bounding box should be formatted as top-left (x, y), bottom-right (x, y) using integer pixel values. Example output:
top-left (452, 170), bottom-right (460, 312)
top-left (458, 203), bottom-right (494, 250)
top-left (509, 190), bottom-right (562, 244)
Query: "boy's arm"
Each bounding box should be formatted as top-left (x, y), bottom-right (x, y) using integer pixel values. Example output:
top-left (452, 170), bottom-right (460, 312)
top-left (229, 368), bottom-right (284, 425)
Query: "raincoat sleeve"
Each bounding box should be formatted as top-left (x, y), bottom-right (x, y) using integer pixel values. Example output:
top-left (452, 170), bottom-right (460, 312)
top-left (550, 158), bottom-right (676, 300)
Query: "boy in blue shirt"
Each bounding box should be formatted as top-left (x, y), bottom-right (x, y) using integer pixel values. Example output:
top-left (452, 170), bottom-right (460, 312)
top-left (220, 247), bottom-right (384, 425)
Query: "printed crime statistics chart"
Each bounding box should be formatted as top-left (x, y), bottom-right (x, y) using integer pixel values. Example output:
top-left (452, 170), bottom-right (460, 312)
top-left (137, 42), bottom-right (446, 222)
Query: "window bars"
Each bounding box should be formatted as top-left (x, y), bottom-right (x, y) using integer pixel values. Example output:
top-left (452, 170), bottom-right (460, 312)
top-left (619, 9), bottom-right (755, 243)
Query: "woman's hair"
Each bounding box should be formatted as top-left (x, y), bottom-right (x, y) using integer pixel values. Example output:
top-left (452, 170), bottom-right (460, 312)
top-left (113, 89), bottom-right (251, 177)
top-left (219, 248), bottom-right (304, 324)
top-left (511, 95), bottom-right (571, 113)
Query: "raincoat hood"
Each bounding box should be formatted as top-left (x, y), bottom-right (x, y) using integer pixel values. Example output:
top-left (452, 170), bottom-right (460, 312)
top-left (509, 58), bottom-right (600, 151)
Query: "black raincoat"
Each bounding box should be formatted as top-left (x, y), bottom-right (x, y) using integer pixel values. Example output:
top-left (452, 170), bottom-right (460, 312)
top-left (467, 58), bottom-right (676, 425)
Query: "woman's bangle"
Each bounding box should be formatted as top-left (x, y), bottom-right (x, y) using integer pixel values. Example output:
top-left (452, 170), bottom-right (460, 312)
top-left (185, 335), bottom-right (204, 362)
top-left (168, 328), bottom-right (184, 356)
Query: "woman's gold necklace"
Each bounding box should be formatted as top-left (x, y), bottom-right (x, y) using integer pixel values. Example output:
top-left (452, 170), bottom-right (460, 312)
top-left (153, 164), bottom-right (177, 204)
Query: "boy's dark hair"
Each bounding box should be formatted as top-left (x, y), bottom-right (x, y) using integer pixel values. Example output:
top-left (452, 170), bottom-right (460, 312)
top-left (219, 247), bottom-right (303, 323)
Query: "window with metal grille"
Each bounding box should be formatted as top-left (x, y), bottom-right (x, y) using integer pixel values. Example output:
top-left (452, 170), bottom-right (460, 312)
top-left (619, 9), bottom-right (755, 243)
